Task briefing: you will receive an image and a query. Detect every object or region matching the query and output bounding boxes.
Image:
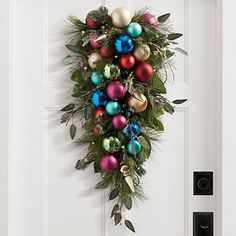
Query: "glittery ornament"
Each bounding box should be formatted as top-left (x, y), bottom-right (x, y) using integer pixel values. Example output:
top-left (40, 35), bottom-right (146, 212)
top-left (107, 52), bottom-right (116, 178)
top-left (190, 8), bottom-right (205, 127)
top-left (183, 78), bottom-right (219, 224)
top-left (105, 101), bottom-right (121, 116)
top-left (111, 7), bottom-right (132, 28)
top-left (90, 72), bottom-right (104, 85)
top-left (102, 136), bottom-right (121, 153)
top-left (103, 64), bottom-right (120, 78)
top-left (127, 22), bottom-right (142, 38)
top-left (95, 107), bottom-right (106, 123)
top-left (86, 11), bottom-right (101, 29)
top-left (127, 139), bottom-right (142, 155)
top-left (114, 35), bottom-right (134, 54)
top-left (133, 44), bottom-right (151, 62)
top-left (91, 90), bottom-right (108, 107)
top-left (100, 154), bottom-right (119, 172)
top-left (88, 52), bottom-right (102, 69)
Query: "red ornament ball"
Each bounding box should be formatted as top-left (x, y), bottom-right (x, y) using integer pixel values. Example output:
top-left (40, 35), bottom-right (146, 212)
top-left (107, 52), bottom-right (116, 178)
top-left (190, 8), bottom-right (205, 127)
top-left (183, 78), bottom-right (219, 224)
top-left (120, 55), bottom-right (136, 70)
top-left (140, 13), bottom-right (158, 27)
top-left (112, 114), bottom-right (128, 130)
top-left (106, 81), bottom-right (126, 101)
top-left (86, 12), bottom-right (101, 29)
top-left (101, 47), bottom-right (114, 58)
top-left (93, 127), bottom-right (101, 137)
top-left (135, 62), bottom-right (154, 82)
top-left (95, 107), bottom-right (105, 123)
top-left (90, 35), bottom-right (102, 49)
top-left (100, 154), bottom-right (119, 172)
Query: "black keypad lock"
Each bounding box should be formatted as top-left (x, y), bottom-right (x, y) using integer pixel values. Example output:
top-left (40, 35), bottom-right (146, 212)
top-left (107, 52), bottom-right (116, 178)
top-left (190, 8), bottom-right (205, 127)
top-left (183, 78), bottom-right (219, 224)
top-left (194, 171), bottom-right (213, 195)
top-left (193, 212), bottom-right (213, 236)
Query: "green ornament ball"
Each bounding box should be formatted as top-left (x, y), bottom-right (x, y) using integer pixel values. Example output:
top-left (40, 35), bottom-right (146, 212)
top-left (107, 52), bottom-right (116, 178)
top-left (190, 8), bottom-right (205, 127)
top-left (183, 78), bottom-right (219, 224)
top-left (91, 71), bottom-right (104, 85)
top-left (104, 64), bottom-right (120, 79)
top-left (103, 136), bottom-right (121, 153)
top-left (105, 101), bottom-right (121, 116)
top-left (127, 139), bottom-right (142, 156)
top-left (127, 22), bottom-right (142, 38)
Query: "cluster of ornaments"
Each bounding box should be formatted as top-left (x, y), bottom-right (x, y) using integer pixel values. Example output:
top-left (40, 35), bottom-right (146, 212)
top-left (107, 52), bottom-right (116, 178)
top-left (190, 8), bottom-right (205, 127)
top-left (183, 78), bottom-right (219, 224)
top-left (87, 7), bottom-right (157, 174)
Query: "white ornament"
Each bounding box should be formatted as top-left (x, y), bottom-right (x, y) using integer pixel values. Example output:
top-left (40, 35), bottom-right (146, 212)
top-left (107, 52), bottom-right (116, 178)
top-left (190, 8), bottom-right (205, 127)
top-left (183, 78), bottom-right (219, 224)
top-left (111, 7), bottom-right (132, 28)
top-left (88, 52), bottom-right (102, 69)
top-left (120, 165), bottom-right (135, 192)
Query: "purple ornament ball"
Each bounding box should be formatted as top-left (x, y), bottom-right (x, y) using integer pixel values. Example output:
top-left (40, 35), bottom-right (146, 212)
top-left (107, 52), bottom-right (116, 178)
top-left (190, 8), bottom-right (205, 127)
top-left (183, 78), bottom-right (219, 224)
top-left (112, 114), bottom-right (128, 130)
top-left (90, 35), bottom-right (102, 49)
top-left (100, 154), bottom-right (119, 172)
top-left (106, 81), bottom-right (126, 101)
top-left (140, 14), bottom-right (158, 27)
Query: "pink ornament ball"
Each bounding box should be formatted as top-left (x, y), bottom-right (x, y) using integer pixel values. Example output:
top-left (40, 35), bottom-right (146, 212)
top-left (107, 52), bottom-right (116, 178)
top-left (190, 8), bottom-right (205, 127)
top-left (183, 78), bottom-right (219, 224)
top-left (90, 35), bottom-right (102, 49)
top-left (112, 114), bottom-right (128, 130)
top-left (100, 154), bottom-right (119, 172)
top-left (140, 13), bottom-right (158, 27)
top-left (106, 81), bottom-right (126, 101)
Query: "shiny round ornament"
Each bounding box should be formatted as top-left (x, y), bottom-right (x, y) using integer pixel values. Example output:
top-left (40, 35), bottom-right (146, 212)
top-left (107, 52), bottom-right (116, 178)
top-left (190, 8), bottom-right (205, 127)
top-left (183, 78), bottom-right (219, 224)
top-left (127, 22), bottom-right (142, 38)
top-left (105, 101), bottom-right (121, 116)
top-left (93, 126), bottom-right (103, 137)
top-left (124, 123), bottom-right (141, 139)
top-left (120, 55), bottom-right (135, 69)
top-left (111, 7), bottom-right (132, 28)
top-left (101, 47), bottom-right (114, 58)
top-left (114, 35), bottom-right (134, 54)
top-left (88, 52), bottom-right (102, 69)
top-left (106, 81), bottom-right (126, 101)
top-left (100, 154), bottom-right (119, 172)
top-left (102, 136), bottom-right (121, 153)
top-left (112, 114), bottom-right (128, 130)
top-left (95, 107), bottom-right (106, 123)
top-left (133, 44), bottom-right (151, 62)
top-left (140, 13), bottom-right (158, 27)
top-left (91, 90), bottom-right (108, 108)
top-left (128, 91), bottom-right (148, 113)
top-left (90, 35), bottom-right (102, 49)
top-left (86, 11), bottom-right (101, 29)
top-left (104, 64), bottom-right (120, 78)
top-left (135, 62), bottom-right (154, 82)
top-left (90, 72), bottom-right (104, 85)
top-left (127, 140), bottom-right (142, 156)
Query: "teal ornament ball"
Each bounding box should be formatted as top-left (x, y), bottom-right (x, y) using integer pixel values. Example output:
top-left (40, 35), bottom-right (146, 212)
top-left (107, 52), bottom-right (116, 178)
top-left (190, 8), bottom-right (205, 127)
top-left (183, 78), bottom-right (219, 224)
top-left (104, 64), bottom-right (120, 79)
top-left (106, 101), bottom-right (121, 116)
top-left (124, 123), bottom-right (141, 139)
top-left (91, 90), bottom-right (108, 108)
top-left (103, 136), bottom-right (121, 153)
top-left (91, 72), bottom-right (104, 85)
top-left (114, 34), bottom-right (134, 53)
top-left (127, 140), bottom-right (142, 156)
top-left (127, 22), bottom-right (142, 38)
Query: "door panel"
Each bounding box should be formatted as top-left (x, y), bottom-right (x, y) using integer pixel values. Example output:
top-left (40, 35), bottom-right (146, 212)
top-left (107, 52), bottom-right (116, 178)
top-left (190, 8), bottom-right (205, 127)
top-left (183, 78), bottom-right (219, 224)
top-left (9, 0), bottom-right (220, 235)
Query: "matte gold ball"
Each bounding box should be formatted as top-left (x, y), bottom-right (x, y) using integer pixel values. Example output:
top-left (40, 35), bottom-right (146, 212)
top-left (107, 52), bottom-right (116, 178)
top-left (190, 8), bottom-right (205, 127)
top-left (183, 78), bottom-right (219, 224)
top-left (133, 44), bottom-right (151, 62)
top-left (111, 7), bottom-right (132, 28)
top-left (88, 52), bottom-right (102, 69)
top-left (128, 92), bottom-right (148, 113)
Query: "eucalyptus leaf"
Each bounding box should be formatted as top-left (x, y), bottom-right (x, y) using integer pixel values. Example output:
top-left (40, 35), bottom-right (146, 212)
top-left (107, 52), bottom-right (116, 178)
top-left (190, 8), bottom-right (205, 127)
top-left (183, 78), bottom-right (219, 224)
top-left (111, 204), bottom-right (119, 218)
top-left (62, 55), bottom-right (73, 65)
top-left (138, 136), bottom-right (151, 150)
top-left (174, 47), bottom-right (188, 55)
top-left (109, 189), bottom-right (119, 200)
top-left (65, 44), bottom-right (81, 53)
top-left (124, 220), bottom-right (135, 233)
top-left (163, 103), bottom-right (175, 114)
top-left (158, 13), bottom-right (170, 23)
top-left (172, 99), bottom-right (187, 104)
top-left (114, 213), bottom-right (122, 225)
top-left (95, 178), bottom-right (110, 189)
top-left (61, 103), bottom-right (75, 111)
top-left (61, 112), bottom-right (70, 123)
top-left (75, 159), bottom-right (87, 170)
top-left (84, 105), bottom-right (93, 120)
top-left (70, 124), bottom-right (76, 139)
top-left (124, 197), bottom-right (132, 210)
top-left (167, 33), bottom-right (183, 40)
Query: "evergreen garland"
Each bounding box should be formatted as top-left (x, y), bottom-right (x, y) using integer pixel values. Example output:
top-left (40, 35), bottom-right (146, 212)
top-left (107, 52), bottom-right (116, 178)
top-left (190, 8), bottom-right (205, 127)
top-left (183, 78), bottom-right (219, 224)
top-left (61, 6), bottom-right (187, 232)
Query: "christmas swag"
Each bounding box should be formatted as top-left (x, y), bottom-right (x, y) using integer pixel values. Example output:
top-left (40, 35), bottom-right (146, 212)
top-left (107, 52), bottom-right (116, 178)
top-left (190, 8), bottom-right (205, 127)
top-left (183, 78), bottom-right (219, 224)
top-left (61, 6), bottom-right (187, 233)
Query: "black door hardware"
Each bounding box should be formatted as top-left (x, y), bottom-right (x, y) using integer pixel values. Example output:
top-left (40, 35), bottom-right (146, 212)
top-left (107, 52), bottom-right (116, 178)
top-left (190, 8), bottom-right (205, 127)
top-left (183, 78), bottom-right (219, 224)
top-left (194, 171), bottom-right (213, 195)
top-left (193, 212), bottom-right (213, 236)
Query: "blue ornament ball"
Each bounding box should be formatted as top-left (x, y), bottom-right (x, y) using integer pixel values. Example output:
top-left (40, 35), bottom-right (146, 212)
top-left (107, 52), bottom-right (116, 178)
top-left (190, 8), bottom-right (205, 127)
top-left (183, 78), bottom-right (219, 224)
top-left (106, 101), bottom-right (121, 116)
top-left (127, 22), bottom-right (142, 38)
top-left (127, 139), bottom-right (142, 156)
top-left (114, 34), bottom-right (134, 53)
top-left (124, 123), bottom-right (141, 139)
top-left (91, 90), bottom-right (108, 108)
top-left (91, 72), bottom-right (104, 85)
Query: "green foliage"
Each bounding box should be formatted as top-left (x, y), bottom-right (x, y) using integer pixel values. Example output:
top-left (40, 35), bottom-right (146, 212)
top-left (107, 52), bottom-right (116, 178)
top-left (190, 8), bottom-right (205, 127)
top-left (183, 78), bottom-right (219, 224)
top-left (125, 220), bottom-right (135, 233)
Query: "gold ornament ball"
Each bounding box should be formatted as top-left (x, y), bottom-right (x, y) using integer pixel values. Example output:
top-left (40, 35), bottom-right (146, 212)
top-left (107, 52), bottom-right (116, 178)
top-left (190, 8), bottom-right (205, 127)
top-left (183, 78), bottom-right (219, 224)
top-left (133, 44), bottom-right (151, 62)
top-left (128, 92), bottom-right (148, 113)
top-left (88, 52), bottom-right (102, 69)
top-left (111, 7), bottom-right (132, 28)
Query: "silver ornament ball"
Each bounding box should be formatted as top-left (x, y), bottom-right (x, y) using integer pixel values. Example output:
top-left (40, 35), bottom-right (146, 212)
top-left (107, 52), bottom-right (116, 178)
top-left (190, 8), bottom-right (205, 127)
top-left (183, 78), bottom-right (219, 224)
top-left (88, 52), bottom-right (102, 69)
top-left (111, 7), bottom-right (132, 28)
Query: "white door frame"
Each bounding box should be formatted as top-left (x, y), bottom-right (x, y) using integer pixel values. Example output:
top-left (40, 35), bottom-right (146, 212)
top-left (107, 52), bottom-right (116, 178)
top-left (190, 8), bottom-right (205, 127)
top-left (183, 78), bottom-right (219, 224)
top-left (0, 0), bottom-right (235, 235)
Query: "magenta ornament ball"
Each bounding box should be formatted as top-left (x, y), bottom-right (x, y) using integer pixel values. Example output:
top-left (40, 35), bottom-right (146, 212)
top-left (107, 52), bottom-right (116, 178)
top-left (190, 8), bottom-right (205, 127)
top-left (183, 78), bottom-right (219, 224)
top-left (112, 114), bottom-right (128, 130)
top-left (100, 154), bottom-right (119, 172)
top-left (106, 81), bottom-right (126, 101)
top-left (140, 13), bottom-right (158, 27)
top-left (90, 35), bottom-right (102, 49)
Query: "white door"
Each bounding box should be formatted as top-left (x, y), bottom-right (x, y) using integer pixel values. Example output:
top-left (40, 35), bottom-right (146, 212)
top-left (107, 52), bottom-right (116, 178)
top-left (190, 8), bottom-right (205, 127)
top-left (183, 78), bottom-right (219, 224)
top-left (7, 0), bottom-right (221, 235)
